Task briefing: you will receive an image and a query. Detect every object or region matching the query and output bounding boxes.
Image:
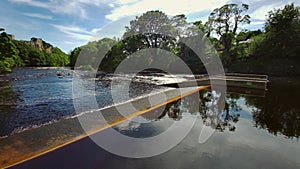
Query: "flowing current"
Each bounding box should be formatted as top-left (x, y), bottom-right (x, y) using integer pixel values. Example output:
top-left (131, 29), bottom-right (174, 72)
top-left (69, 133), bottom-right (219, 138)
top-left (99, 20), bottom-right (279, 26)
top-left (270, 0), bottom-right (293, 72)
top-left (0, 68), bottom-right (176, 137)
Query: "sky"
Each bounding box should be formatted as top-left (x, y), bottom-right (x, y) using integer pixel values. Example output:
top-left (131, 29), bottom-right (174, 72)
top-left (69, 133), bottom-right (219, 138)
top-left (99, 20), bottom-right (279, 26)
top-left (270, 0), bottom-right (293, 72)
top-left (0, 0), bottom-right (299, 53)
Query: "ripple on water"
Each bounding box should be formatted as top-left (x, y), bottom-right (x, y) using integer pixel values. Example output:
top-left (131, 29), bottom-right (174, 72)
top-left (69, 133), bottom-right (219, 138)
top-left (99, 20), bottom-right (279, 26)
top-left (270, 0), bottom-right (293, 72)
top-left (0, 68), bottom-right (168, 137)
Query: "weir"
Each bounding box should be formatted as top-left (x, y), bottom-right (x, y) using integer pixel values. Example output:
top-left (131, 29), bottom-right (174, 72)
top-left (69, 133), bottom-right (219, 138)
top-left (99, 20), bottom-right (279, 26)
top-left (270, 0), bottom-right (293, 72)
top-left (1, 86), bottom-right (209, 168)
top-left (161, 73), bottom-right (268, 90)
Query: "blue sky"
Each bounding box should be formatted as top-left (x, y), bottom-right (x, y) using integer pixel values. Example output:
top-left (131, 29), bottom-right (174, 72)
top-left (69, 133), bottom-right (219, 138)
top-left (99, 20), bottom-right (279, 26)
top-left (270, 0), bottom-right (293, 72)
top-left (0, 0), bottom-right (299, 53)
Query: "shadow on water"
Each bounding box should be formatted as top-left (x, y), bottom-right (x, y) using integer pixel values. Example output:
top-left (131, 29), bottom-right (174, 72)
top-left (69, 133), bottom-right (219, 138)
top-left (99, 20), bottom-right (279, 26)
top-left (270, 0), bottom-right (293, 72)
top-left (245, 78), bottom-right (300, 138)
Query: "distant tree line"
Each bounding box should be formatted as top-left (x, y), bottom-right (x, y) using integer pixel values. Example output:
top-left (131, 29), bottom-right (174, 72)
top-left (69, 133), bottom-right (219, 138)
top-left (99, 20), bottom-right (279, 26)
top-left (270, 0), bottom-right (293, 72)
top-left (0, 29), bottom-right (69, 73)
top-left (70, 3), bottom-right (300, 76)
top-left (2, 3), bottom-right (299, 75)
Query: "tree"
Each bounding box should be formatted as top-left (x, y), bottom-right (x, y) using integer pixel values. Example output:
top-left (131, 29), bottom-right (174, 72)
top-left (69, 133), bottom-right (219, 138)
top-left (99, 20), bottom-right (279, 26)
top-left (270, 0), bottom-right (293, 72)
top-left (14, 40), bottom-right (31, 65)
top-left (193, 20), bottom-right (206, 34)
top-left (48, 47), bottom-right (70, 66)
top-left (28, 47), bottom-right (46, 66)
top-left (263, 3), bottom-right (300, 59)
top-left (265, 3), bottom-right (300, 32)
top-left (70, 38), bottom-right (117, 70)
top-left (123, 10), bottom-right (176, 52)
top-left (206, 3), bottom-right (251, 52)
top-left (70, 47), bottom-right (82, 67)
top-left (171, 14), bottom-right (199, 39)
top-left (0, 32), bottom-right (20, 73)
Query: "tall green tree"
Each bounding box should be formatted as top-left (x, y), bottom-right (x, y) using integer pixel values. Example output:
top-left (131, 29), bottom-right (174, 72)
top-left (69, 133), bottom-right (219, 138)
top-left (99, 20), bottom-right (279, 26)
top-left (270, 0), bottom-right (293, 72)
top-left (206, 4), bottom-right (251, 52)
top-left (0, 31), bottom-right (20, 73)
top-left (123, 10), bottom-right (176, 52)
top-left (70, 47), bottom-right (82, 67)
top-left (262, 3), bottom-right (300, 59)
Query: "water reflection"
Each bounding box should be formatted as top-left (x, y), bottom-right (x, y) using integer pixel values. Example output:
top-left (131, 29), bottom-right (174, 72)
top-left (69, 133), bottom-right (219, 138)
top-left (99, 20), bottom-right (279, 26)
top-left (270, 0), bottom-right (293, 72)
top-left (155, 89), bottom-right (241, 132)
top-left (198, 90), bottom-right (241, 132)
top-left (245, 79), bottom-right (300, 138)
top-left (156, 80), bottom-right (300, 139)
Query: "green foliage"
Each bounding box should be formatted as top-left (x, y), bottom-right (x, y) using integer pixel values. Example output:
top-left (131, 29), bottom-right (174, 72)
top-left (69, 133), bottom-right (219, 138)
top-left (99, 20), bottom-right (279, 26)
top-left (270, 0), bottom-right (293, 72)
top-left (252, 3), bottom-right (300, 59)
top-left (14, 40), bottom-right (31, 65)
top-left (100, 40), bottom-right (126, 72)
top-left (0, 32), bottom-right (20, 73)
top-left (248, 34), bottom-right (266, 57)
top-left (48, 47), bottom-right (70, 66)
top-left (68, 3), bottom-right (300, 76)
top-left (28, 47), bottom-right (46, 66)
top-left (70, 38), bottom-right (117, 71)
top-left (0, 30), bottom-right (69, 73)
top-left (236, 30), bottom-right (262, 42)
top-left (70, 47), bottom-right (82, 67)
top-left (0, 57), bottom-right (15, 73)
top-left (206, 3), bottom-right (251, 52)
top-left (124, 10), bottom-right (176, 51)
top-left (71, 11), bottom-right (197, 72)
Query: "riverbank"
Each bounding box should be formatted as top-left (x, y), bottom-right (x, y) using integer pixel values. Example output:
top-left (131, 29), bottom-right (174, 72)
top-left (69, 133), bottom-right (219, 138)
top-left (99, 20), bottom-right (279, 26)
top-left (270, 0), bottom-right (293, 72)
top-left (225, 58), bottom-right (300, 77)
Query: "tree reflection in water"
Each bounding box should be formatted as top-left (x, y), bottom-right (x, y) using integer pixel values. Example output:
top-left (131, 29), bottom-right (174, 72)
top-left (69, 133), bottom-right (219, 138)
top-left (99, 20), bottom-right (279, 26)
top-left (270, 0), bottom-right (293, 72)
top-left (158, 89), bottom-right (241, 132)
top-left (199, 90), bottom-right (241, 132)
top-left (158, 79), bottom-right (300, 139)
top-left (245, 80), bottom-right (300, 139)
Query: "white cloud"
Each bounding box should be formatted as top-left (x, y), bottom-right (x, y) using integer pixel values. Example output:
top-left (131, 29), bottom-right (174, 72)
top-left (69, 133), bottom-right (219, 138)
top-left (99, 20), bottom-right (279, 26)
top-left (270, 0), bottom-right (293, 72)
top-left (237, 0), bottom-right (300, 21)
top-left (52, 24), bottom-right (93, 40)
top-left (9, 0), bottom-right (112, 19)
top-left (9, 0), bottom-right (50, 8)
top-left (63, 41), bottom-right (77, 45)
top-left (106, 0), bottom-right (229, 21)
top-left (117, 0), bottom-right (140, 5)
top-left (23, 13), bottom-right (53, 20)
top-left (250, 20), bottom-right (265, 25)
top-left (251, 5), bottom-right (278, 20)
top-left (90, 16), bottom-right (132, 41)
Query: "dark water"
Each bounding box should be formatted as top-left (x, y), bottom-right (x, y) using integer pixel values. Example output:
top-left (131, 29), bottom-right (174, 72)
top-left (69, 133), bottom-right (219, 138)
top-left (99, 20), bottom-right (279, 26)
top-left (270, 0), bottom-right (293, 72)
top-left (101, 78), bottom-right (300, 169)
top-left (113, 77), bottom-right (300, 139)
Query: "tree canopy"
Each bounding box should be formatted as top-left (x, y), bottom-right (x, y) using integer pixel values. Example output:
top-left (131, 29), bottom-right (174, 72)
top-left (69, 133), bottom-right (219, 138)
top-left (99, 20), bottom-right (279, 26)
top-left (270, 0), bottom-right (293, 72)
top-left (206, 4), bottom-right (251, 52)
top-left (0, 32), bottom-right (20, 72)
top-left (253, 3), bottom-right (300, 59)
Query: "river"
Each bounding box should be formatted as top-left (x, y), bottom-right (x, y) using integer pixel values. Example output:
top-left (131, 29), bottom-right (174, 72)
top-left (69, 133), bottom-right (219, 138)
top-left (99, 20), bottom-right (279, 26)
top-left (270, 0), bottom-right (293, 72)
top-left (0, 68), bottom-right (299, 168)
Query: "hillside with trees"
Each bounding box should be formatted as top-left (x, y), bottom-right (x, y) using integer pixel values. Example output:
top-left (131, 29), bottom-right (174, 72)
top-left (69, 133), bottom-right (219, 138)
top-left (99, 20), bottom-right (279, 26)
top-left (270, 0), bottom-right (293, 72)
top-left (0, 29), bottom-right (69, 73)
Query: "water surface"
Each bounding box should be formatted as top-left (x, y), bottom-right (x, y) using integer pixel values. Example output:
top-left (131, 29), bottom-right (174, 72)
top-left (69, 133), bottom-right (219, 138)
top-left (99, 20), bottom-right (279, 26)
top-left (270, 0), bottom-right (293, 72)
top-left (0, 68), bottom-right (299, 168)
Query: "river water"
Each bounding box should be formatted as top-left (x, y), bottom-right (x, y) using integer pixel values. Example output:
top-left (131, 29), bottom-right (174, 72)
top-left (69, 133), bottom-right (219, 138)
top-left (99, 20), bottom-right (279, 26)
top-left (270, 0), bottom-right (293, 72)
top-left (0, 68), bottom-right (299, 168)
top-left (0, 68), bottom-right (169, 137)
